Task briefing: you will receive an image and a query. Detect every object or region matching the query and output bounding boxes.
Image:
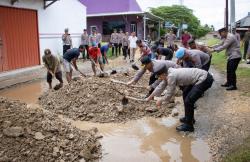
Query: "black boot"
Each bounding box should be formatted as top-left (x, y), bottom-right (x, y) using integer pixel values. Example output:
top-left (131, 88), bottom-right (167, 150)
top-left (179, 117), bottom-right (196, 124)
top-left (176, 123), bottom-right (194, 132)
top-left (221, 83), bottom-right (230, 87)
top-left (226, 85), bottom-right (237, 91)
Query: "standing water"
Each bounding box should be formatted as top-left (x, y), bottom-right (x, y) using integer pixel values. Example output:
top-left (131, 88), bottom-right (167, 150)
top-left (0, 80), bottom-right (212, 162)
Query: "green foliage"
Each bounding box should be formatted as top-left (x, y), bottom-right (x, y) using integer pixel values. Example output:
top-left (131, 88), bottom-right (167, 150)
top-left (160, 28), bottom-right (166, 36)
top-left (150, 5), bottom-right (212, 38)
top-left (150, 5), bottom-right (194, 26)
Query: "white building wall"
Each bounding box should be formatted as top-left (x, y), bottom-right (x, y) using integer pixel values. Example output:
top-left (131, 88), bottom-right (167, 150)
top-left (0, 0), bottom-right (86, 63)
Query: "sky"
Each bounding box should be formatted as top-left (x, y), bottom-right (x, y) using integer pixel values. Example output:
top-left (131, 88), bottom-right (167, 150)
top-left (137, 0), bottom-right (250, 30)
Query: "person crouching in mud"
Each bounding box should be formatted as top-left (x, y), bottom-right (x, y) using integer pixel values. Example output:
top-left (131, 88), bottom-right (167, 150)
top-left (146, 65), bottom-right (214, 132)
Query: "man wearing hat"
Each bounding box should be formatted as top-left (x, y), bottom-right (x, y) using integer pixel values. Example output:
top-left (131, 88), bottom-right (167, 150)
top-left (175, 48), bottom-right (210, 71)
top-left (127, 56), bottom-right (178, 97)
top-left (88, 42), bottom-right (104, 76)
top-left (147, 66), bottom-right (214, 132)
top-left (211, 27), bottom-right (241, 90)
top-left (62, 28), bottom-right (72, 54)
top-left (43, 49), bottom-right (63, 89)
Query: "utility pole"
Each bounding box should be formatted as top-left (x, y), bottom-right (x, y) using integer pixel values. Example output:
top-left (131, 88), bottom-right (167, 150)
top-left (230, 0), bottom-right (235, 32)
top-left (225, 0), bottom-right (229, 29)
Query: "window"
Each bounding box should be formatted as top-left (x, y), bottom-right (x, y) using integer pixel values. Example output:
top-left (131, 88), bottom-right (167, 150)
top-left (130, 24), bottom-right (136, 33)
top-left (90, 26), bottom-right (97, 32)
top-left (103, 21), bottom-right (125, 35)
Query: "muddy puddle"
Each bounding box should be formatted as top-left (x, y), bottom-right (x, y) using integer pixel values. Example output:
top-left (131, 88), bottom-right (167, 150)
top-left (0, 80), bottom-right (212, 162)
top-left (0, 80), bottom-right (47, 104)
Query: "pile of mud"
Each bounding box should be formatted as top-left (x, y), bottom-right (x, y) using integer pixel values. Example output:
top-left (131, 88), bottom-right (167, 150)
top-left (39, 73), bottom-right (173, 123)
top-left (0, 97), bottom-right (101, 162)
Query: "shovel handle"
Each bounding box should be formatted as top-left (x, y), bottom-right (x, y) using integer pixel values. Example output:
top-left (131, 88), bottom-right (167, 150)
top-left (125, 96), bottom-right (147, 102)
top-left (110, 79), bottom-right (146, 89)
top-left (70, 62), bottom-right (86, 77)
top-left (77, 70), bottom-right (87, 77)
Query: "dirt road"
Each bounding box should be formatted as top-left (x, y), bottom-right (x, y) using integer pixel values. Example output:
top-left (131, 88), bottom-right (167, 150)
top-left (192, 68), bottom-right (250, 161)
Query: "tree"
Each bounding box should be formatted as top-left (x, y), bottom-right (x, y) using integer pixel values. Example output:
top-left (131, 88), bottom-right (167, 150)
top-left (211, 25), bottom-right (215, 31)
top-left (150, 5), bottom-right (212, 38)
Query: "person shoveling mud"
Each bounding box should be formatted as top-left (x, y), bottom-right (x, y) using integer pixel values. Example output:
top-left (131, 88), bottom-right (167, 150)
top-left (0, 97), bottom-right (101, 161)
top-left (88, 42), bottom-right (108, 77)
top-left (63, 45), bottom-right (86, 83)
top-left (42, 49), bottom-right (63, 90)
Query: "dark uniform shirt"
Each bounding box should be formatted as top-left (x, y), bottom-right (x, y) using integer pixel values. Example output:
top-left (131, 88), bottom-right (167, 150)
top-left (63, 48), bottom-right (80, 62)
top-left (158, 47), bottom-right (173, 60)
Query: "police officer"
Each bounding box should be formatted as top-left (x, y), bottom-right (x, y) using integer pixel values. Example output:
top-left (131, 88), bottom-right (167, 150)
top-left (147, 66), bottom-right (214, 132)
top-left (127, 56), bottom-right (179, 98)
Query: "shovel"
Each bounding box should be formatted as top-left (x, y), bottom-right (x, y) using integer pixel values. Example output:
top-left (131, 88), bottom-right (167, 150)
top-left (53, 84), bottom-right (63, 90)
top-left (110, 85), bottom-right (129, 106)
top-left (70, 62), bottom-right (87, 77)
top-left (89, 58), bottom-right (108, 77)
top-left (110, 84), bottom-right (148, 106)
top-left (131, 56), bottom-right (143, 71)
top-left (76, 69), bottom-right (87, 77)
top-left (110, 79), bottom-right (146, 89)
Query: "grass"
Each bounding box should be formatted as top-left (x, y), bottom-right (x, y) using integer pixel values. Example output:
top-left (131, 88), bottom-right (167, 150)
top-left (207, 38), bottom-right (250, 162)
top-left (222, 137), bottom-right (250, 162)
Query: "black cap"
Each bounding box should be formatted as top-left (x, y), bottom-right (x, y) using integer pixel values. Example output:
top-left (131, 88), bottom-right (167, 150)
top-left (151, 45), bottom-right (158, 52)
top-left (218, 27), bottom-right (228, 34)
top-left (79, 45), bottom-right (84, 49)
top-left (140, 56), bottom-right (152, 65)
top-left (188, 39), bottom-right (195, 45)
top-left (154, 64), bottom-right (167, 76)
top-left (136, 39), bottom-right (142, 45)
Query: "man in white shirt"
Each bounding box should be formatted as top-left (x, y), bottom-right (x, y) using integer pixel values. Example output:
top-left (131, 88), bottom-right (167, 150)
top-left (128, 32), bottom-right (138, 62)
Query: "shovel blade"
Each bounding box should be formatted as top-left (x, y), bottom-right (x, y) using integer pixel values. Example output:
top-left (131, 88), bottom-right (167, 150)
top-left (121, 96), bottom-right (129, 105)
top-left (53, 84), bottom-right (62, 90)
top-left (132, 64), bottom-right (139, 70)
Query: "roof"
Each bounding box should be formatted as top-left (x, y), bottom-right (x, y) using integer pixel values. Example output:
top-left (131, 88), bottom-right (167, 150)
top-left (240, 16), bottom-right (250, 27)
top-left (236, 13), bottom-right (250, 27)
top-left (79, 0), bottom-right (163, 21)
top-left (87, 11), bottom-right (163, 21)
top-left (80, 0), bottom-right (142, 15)
top-left (144, 12), bottom-right (164, 21)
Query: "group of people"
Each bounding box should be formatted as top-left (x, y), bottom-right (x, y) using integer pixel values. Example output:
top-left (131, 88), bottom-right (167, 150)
top-left (110, 29), bottom-right (138, 62)
top-left (43, 26), bottom-right (243, 132)
top-left (127, 27), bottom-right (242, 132)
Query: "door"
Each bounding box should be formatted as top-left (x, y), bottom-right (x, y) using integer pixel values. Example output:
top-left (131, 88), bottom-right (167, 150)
top-left (0, 6), bottom-right (40, 72)
top-left (0, 35), bottom-right (4, 72)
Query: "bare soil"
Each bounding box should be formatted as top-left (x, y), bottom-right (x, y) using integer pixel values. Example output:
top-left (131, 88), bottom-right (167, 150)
top-left (39, 72), bottom-right (173, 123)
top-left (192, 69), bottom-right (250, 162)
top-left (0, 97), bottom-right (101, 162)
